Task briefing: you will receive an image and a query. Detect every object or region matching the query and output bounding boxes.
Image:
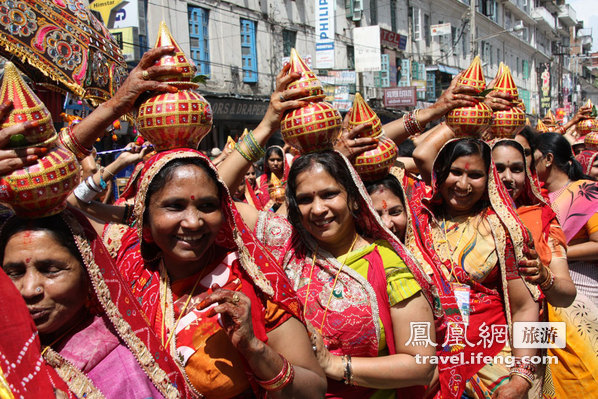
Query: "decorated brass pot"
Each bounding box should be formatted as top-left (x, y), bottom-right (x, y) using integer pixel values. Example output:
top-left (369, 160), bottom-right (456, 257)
top-left (286, 49), bottom-right (325, 102)
top-left (349, 93), bottom-right (382, 138)
top-left (137, 87), bottom-right (213, 151)
top-left (353, 136), bottom-right (398, 181)
top-left (577, 119), bottom-right (598, 136)
top-left (0, 145), bottom-right (80, 218)
top-left (280, 101), bottom-right (342, 153)
top-left (446, 102), bottom-right (493, 138)
top-left (585, 131), bottom-right (598, 151)
top-left (0, 62), bottom-right (57, 149)
top-left (488, 106), bottom-right (526, 139)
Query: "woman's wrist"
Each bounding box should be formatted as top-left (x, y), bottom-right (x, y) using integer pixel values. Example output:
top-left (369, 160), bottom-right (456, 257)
top-left (324, 354), bottom-right (345, 380)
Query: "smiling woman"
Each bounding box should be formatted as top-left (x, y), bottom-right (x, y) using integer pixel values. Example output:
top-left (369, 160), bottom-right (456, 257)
top-left (114, 149), bottom-right (326, 399)
top-left (411, 131), bottom-right (544, 399)
top-left (0, 210), bottom-right (189, 398)
top-left (241, 150), bottom-right (440, 398)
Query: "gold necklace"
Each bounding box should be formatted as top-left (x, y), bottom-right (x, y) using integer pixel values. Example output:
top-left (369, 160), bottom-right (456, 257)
top-left (160, 264), bottom-right (211, 349)
top-left (303, 234), bottom-right (360, 333)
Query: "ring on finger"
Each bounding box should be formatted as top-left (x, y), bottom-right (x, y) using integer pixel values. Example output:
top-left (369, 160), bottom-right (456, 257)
top-left (142, 70), bottom-right (150, 80)
top-left (279, 94), bottom-right (286, 102)
top-left (232, 292), bottom-right (240, 304)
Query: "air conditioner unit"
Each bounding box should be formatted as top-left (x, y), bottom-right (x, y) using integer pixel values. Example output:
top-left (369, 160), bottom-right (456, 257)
top-left (513, 20), bottom-right (525, 32)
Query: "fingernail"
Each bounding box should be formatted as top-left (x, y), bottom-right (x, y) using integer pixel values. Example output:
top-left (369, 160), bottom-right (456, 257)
top-left (30, 120), bottom-right (40, 128)
top-left (167, 86), bottom-right (178, 93)
top-left (176, 67), bottom-right (184, 72)
top-left (2, 100), bottom-right (12, 108)
top-left (27, 155), bottom-right (38, 162)
top-left (39, 147), bottom-right (48, 155)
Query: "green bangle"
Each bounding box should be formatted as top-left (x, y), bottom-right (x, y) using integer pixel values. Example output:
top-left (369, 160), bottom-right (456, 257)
top-left (235, 142), bottom-right (254, 162)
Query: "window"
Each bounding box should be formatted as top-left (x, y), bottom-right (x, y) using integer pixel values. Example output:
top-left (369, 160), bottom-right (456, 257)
top-left (522, 59), bottom-right (529, 79)
top-left (370, 0), bottom-right (377, 25)
top-left (452, 26), bottom-right (459, 57)
top-left (409, 7), bottom-right (421, 41)
top-left (426, 70), bottom-right (436, 101)
top-left (347, 45), bottom-right (355, 69)
top-left (424, 14), bottom-right (431, 47)
top-left (282, 30), bottom-right (296, 57)
top-left (188, 6), bottom-right (210, 75)
top-left (375, 54), bottom-right (390, 87)
top-left (240, 19), bottom-right (258, 83)
top-left (516, 56), bottom-right (520, 76)
top-left (390, 0), bottom-right (397, 33)
top-left (398, 59), bottom-right (411, 87)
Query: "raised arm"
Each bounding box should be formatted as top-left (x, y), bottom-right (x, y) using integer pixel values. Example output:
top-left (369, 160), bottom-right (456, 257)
top-left (412, 123), bottom-right (456, 184)
top-left (384, 73), bottom-right (477, 146)
top-left (217, 64), bottom-right (307, 191)
top-left (70, 46), bottom-right (180, 148)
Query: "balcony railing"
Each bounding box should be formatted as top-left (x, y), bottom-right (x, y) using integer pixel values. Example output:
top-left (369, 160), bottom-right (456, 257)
top-left (532, 7), bottom-right (555, 30)
top-left (558, 4), bottom-right (577, 27)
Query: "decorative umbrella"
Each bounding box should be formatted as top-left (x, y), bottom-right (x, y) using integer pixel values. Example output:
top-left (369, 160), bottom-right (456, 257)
top-left (0, 0), bottom-right (128, 106)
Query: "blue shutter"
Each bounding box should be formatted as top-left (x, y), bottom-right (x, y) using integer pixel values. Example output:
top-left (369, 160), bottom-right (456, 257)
top-left (241, 19), bottom-right (258, 83)
top-left (398, 59), bottom-right (411, 87)
top-left (188, 7), bottom-right (210, 76)
top-left (426, 70), bottom-right (436, 101)
top-left (375, 54), bottom-right (390, 88)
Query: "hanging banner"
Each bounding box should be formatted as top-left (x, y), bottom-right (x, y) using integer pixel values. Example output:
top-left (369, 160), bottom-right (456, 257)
top-left (539, 63), bottom-right (551, 110)
top-left (431, 23), bottom-right (451, 37)
top-left (354, 26), bottom-right (381, 72)
top-left (315, 0), bottom-right (335, 69)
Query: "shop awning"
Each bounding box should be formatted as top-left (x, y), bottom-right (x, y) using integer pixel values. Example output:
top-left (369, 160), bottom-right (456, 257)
top-left (426, 64), bottom-right (460, 76)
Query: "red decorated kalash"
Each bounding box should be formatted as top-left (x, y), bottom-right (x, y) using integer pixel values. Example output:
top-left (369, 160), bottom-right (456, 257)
top-left (487, 66), bottom-right (525, 139)
top-left (136, 22), bottom-right (213, 151)
top-left (0, 63), bottom-right (80, 218)
top-left (349, 93), bottom-right (398, 181)
top-left (577, 100), bottom-right (598, 136)
top-left (280, 49), bottom-right (342, 153)
top-left (544, 109), bottom-right (558, 130)
top-left (585, 131), bottom-right (598, 151)
top-left (446, 56), bottom-right (493, 138)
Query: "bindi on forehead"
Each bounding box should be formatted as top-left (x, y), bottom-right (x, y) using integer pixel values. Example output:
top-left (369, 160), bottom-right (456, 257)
top-left (25, 258), bottom-right (31, 264)
top-left (382, 200), bottom-right (388, 210)
top-left (464, 162), bottom-right (470, 170)
top-left (190, 195), bottom-right (195, 200)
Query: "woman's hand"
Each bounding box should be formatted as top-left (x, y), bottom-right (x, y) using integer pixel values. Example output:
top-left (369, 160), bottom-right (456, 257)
top-left (115, 143), bottom-right (152, 167)
top-left (334, 109), bottom-right (378, 160)
top-left (307, 323), bottom-right (338, 376)
top-left (0, 101), bottom-right (48, 175)
top-left (424, 72), bottom-right (478, 120)
top-left (260, 63), bottom-right (309, 131)
top-left (483, 90), bottom-right (513, 112)
top-left (518, 247), bottom-right (549, 285)
top-left (491, 375), bottom-right (530, 399)
top-left (200, 286), bottom-right (261, 352)
top-left (104, 46), bottom-right (181, 117)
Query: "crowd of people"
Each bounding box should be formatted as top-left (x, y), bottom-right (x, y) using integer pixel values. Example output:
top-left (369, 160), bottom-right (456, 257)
top-left (0, 43), bottom-right (597, 399)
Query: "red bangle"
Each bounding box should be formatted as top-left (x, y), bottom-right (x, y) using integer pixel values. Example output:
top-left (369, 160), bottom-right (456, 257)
top-left (255, 354), bottom-right (294, 392)
top-left (58, 125), bottom-right (92, 161)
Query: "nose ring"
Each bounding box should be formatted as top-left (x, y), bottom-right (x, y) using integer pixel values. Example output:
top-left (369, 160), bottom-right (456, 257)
top-left (35, 287), bottom-right (42, 294)
top-left (466, 185), bottom-right (473, 194)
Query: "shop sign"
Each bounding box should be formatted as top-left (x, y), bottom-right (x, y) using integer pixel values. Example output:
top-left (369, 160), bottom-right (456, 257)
top-left (384, 87), bottom-right (416, 108)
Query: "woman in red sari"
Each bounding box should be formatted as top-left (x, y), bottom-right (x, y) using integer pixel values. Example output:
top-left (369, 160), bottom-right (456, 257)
top-left (256, 146), bottom-right (290, 211)
top-left (411, 129), bottom-right (542, 399)
top-left (114, 149), bottom-right (326, 398)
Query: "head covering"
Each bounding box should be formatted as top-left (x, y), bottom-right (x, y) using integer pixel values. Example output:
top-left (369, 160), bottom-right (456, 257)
top-left (0, 268), bottom-right (71, 398)
top-left (114, 149), bottom-right (302, 396)
top-left (0, 208), bottom-right (193, 398)
top-left (576, 150), bottom-right (598, 175)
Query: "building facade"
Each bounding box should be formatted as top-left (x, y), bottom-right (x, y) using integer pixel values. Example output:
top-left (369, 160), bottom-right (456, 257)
top-left (95, 0), bottom-right (593, 145)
